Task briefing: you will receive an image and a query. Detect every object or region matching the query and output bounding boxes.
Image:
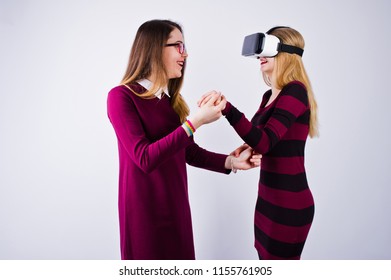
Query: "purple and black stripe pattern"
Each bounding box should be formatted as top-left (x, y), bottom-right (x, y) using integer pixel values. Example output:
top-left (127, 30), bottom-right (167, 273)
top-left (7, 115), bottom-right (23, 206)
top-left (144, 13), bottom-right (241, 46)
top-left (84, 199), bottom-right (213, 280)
top-left (223, 81), bottom-right (314, 259)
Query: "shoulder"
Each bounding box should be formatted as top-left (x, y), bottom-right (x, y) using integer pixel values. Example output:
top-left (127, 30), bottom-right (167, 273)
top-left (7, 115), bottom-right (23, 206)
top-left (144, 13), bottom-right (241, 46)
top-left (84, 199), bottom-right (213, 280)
top-left (281, 81), bottom-right (308, 106)
top-left (107, 85), bottom-right (136, 110)
top-left (107, 84), bottom-right (145, 119)
top-left (108, 83), bottom-right (144, 96)
top-left (108, 83), bottom-right (146, 102)
top-left (108, 85), bottom-right (127, 97)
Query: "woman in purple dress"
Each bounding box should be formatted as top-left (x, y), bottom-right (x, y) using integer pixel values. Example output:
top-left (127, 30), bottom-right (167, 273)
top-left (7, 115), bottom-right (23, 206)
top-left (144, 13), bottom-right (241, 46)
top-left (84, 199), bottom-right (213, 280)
top-left (200, 26), bottom-right (319, 259)
top-left (107, 20), bottom-right (260, 260)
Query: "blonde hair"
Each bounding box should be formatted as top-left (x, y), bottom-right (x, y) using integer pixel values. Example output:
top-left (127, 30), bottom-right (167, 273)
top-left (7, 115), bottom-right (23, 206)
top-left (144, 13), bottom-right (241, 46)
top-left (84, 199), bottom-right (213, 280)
top-left (121, 20), bottom-right (189, 122)
top-left (263, 27), bottom-right (319, 138)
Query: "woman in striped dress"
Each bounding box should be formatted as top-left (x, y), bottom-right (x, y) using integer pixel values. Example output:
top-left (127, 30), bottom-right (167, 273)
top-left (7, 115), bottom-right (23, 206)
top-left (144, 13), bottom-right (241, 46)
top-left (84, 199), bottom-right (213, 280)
top-left (201, 26), bottom-right (318, 259)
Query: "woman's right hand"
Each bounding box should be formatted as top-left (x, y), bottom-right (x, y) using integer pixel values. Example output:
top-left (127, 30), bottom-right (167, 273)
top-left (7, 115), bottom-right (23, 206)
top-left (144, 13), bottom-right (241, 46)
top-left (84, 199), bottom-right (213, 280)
top-left (197, 91), bottom-right (224, 107)
top-left (189, 91), bottom-right (226, 129)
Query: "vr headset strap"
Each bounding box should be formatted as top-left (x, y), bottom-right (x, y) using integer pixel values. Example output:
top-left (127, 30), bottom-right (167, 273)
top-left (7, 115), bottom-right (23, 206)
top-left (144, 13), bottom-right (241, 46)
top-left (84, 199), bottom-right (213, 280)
top-left (278, 43), bottom-right (304, 57)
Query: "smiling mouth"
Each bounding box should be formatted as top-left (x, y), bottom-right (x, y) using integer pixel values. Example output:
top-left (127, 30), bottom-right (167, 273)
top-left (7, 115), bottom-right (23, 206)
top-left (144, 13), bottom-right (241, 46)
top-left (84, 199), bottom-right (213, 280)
top-left (178, 61), bottom-right (184, 67)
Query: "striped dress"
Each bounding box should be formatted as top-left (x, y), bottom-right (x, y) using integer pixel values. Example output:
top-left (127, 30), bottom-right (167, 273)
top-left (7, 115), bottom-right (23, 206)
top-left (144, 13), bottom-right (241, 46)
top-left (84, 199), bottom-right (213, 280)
top-left (222, 81), bottom-right (314, 260)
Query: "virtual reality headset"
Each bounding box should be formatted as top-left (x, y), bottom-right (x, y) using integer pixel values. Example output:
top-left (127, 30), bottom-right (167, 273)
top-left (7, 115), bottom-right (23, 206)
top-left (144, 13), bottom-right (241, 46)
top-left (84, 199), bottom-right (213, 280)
top-left (241, 32), bottom-right (304, 58)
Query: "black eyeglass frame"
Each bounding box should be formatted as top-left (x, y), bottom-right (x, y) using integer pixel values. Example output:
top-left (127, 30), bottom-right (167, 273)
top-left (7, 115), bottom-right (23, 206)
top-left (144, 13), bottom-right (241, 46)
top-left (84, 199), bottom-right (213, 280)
top-left (164, 42), bottom-right (186, 54)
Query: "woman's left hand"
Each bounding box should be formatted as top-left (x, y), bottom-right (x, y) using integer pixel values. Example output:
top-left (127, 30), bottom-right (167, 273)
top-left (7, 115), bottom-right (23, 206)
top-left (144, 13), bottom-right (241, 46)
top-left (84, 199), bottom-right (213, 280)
top-left (232, 146), bottom-right (262, 171)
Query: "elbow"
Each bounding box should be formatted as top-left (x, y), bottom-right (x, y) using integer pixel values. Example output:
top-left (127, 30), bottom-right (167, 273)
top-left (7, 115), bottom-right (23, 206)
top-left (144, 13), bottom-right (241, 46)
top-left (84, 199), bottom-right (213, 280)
top-left (251, 140), bottom-right (272, 155)
top-left (252, 129), bottom-right (278, 154)
top-left (137, 160), bottom-right (157, 174)
top-left (139, 166), bottom-right (154, 174)
top-left (130, 144), bottom-right (159, 174)
top-left (137, 156), bottom-right (159, 174)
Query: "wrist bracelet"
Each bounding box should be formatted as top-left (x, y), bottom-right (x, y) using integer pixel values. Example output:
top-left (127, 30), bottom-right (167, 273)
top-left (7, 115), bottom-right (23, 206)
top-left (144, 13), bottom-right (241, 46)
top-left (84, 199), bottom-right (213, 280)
top-left (183, 123), bottom-right (193, 136)
top-left (184, 120), bottom-right (195, 135)
top-left (186, 119), bottom-right (196, 133)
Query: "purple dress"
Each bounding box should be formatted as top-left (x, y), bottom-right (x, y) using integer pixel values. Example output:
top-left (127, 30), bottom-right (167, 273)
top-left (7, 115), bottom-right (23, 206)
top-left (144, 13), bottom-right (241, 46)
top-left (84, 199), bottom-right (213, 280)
top-left (107, 83), bottom-right (229, 260)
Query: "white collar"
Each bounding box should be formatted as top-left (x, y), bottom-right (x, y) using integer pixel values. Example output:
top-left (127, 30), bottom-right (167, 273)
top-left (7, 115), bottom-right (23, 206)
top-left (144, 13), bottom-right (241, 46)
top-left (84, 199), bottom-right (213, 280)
top-left (137, 79), bottom-right (170, 99)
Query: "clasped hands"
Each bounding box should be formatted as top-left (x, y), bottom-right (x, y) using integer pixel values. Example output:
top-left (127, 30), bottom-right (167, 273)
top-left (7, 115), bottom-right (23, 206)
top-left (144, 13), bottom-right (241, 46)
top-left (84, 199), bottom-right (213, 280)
top-left (191, 91), bottom-right (226, 127)
top-left (195, 91), bottom-right (262, 171)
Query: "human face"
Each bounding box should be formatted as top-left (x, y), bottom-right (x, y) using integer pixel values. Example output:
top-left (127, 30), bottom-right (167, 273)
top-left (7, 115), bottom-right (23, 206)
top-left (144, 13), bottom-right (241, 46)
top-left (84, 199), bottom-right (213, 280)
top-left (259, 56), bottom-right (275, 76)
top-left (163, 28), bottom-right (188, 79)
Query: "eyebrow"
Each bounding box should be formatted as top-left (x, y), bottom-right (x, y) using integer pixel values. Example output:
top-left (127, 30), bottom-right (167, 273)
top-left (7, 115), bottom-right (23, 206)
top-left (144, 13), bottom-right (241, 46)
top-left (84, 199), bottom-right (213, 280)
top-left (167, 35), bottom-right (183, 42)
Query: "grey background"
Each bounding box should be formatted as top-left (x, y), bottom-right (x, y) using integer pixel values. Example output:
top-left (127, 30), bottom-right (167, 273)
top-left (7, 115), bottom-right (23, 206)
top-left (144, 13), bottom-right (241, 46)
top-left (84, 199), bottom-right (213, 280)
top-left (1, 0), bottom-right (390, 259)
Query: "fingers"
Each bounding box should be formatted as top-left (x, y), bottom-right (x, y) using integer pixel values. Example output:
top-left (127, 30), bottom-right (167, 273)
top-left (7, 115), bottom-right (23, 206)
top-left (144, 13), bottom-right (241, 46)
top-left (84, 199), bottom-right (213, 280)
top-left (230, 144), bottom-right (248, 157)
top-left (230, 149), bottom-right (241, 157)
top-left (250, 154), bottom-right (262, 160)
top-left (197, 95), bottom-right (212, 107)
top-left (215, 95), bottom-right (226, 110)
top-left (229, 144), bottom-right (262, 171)
top-left (197, 91), bottom-right (216, 107)
top-left (249, 154), bottom-right (262, 166)
top-left (206, 92), bottom-right (221, 105)
top-left (198, 91), bottom-right (221, 107)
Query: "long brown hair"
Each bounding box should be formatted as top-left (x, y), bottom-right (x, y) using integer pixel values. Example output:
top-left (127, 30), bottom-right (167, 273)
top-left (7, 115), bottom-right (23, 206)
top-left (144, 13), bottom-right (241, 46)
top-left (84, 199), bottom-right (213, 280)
top-left (263, 27), bottom-right (319, 138)
top-left (121, 20), bottom-right (189, 122)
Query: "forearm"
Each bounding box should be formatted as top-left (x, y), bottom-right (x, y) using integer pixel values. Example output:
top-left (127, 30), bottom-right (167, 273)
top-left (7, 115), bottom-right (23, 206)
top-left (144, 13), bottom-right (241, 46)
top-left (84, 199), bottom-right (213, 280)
top-left (186, 143), bottom-right (231, 174)
top-left (222, 102), bottom-right (271, 154)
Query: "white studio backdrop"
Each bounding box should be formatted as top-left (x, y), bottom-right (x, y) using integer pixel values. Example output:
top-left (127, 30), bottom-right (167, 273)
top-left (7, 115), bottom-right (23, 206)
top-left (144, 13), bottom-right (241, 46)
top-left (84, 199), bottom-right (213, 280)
top-left (1, 0), bottom-right (390, 260)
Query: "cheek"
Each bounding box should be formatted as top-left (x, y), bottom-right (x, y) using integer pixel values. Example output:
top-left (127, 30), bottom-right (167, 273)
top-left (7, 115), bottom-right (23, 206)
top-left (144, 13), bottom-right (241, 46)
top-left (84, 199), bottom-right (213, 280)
top-left (163, 53), bottom-right (176, 70)
top-left (264, 60), bottom-right (274, 71)
top-left (162, 54), bottom-right (169, 69)
top-left (269, 59), bottom-right (275, 69)
top-left (162, 50), bottom-right (173, 66)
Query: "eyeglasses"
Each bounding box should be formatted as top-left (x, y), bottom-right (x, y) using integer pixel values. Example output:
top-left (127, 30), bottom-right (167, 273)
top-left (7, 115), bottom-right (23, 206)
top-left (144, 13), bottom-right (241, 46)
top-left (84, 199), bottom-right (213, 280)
top-left (165, 42), bottom-right (186, 54)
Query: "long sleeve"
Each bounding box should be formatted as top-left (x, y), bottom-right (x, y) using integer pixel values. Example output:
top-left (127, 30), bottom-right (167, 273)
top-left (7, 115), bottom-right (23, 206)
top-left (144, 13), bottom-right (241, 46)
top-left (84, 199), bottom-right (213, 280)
top-left (107, 86), bottom-right (193, 174)
top-left (222, 82), bottom-right (309, 155)
top-left (185, 143), bottom-right (230, 174)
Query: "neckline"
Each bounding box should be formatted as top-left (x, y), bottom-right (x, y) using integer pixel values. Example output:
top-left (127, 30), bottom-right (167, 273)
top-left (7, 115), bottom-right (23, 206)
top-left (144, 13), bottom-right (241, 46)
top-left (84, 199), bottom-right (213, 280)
top-left (261, 81), bottom-right (305, 109)
top-left (137, 79), bottom-right (170, 99)
top-left (262, 90), bottom-right (280, 109)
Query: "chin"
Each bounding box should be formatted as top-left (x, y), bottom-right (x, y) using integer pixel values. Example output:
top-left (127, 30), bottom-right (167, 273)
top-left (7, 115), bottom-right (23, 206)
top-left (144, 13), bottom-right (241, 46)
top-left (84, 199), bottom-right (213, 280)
top-left (168, 71), bottom-right (182, 79)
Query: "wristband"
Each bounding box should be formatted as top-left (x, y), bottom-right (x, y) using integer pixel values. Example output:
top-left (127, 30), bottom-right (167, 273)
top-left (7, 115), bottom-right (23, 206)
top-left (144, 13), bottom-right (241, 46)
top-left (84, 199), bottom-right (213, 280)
top-left (186, 119), bottom-right (196, 133)
top-left (183, 123), bottom-right (193, 136)
top-left (184, 120), bottom-right (195, 134)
